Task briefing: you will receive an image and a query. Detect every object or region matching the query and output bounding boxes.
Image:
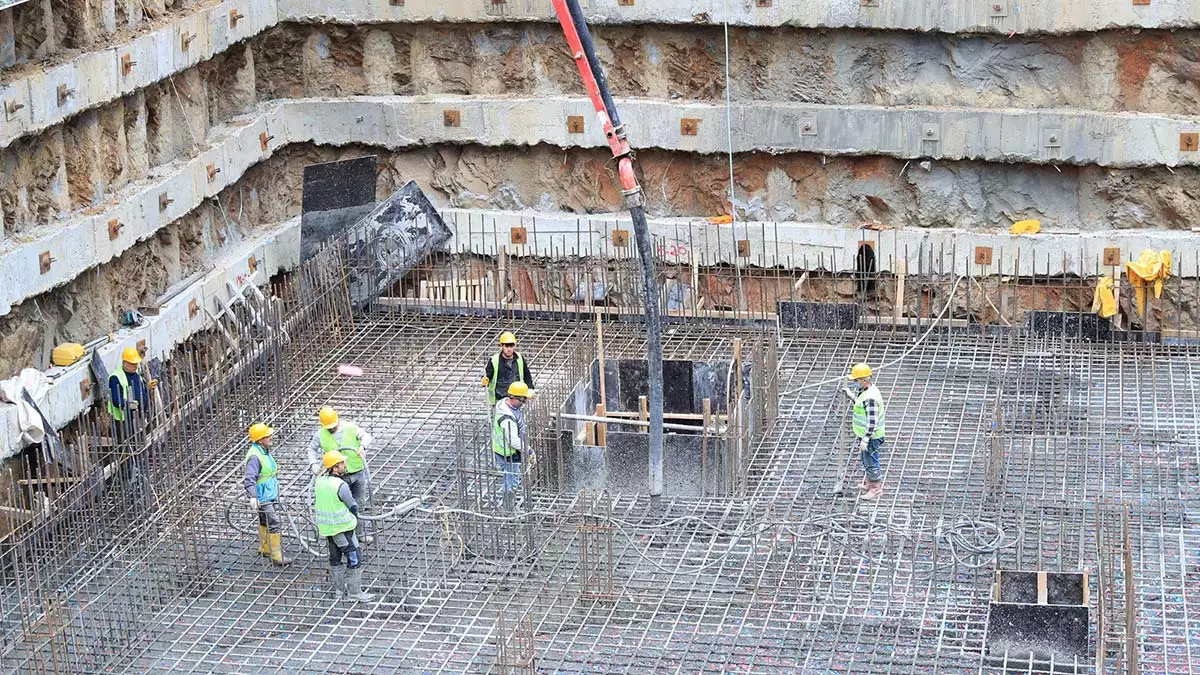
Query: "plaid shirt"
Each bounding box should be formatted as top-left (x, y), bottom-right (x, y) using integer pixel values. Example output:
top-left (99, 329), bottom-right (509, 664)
top-left (862, 396), bottom-right (879, 437)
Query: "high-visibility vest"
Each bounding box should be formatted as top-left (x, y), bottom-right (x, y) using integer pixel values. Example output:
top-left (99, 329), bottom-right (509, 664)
top-left (852, 386), bottom-right (887, 439)
top-left (487, 352), bottom-right (527, 405)
top-left (492, 404), bottom-right (521, 458)
top-left (244, 443), bottom-right (280, 502)
top-left (108, 370), bottom-right (130, 422)
top-left (318, 423), bottom-right (364, 473)
top-left (314, 475), bottom-right (357, 537)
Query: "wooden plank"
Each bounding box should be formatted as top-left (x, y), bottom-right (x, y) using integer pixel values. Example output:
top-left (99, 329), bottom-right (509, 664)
top-left (584, 422), bottom-right (596, 446)
top-left (994, 570), bottom-right (1002, 602)
top-left (595, 403), bottom-right (607, 447)
top-left (638, 396), bottom-right (648, 432)
top-left (596, 313), bottom-right (607, 408)
top-left (1037, 571), bottom-right (1049, 605)
top-left (602, 410), bottom-right (727, 421)
top-left (893, 259), bottom-right (906, 322)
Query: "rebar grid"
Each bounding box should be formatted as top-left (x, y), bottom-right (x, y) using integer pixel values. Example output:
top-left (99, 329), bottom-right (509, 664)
top-left (3, 310), bottom-right (1180, 674)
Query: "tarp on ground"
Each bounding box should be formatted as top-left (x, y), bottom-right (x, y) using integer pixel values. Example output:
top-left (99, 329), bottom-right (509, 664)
top-left (344, 181), bottom-right (452, 308)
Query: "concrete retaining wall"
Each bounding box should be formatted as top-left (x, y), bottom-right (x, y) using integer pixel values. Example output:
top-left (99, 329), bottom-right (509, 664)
top-left (7, 96), bottom-right (1200, 316)
top-left (439, 207), bottom-right (1200, 278)
top-left (0, 217), bottom-right (300, 460)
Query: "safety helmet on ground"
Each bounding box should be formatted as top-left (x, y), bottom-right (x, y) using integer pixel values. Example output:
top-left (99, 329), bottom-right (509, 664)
top-left (248, 423), bottom-right (275, 442)
top-left (499, 332), bottom-right (517, 345)
top-left (323, 450), bottom-right (347, 470)
top-left (318, 406), bottom-right (339, 429)
top-left (849, 363), bottom-right (872, 380)
top-left (507, 381), bottom-right (531, 398)
top-left (121, 347), bottom-right (142, 364)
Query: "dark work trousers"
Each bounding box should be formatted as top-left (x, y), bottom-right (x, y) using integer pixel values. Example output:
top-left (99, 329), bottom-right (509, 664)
top-left (256, 500), bottom-right (282, 534)
top-left (327, 531), bottom-right (362, 568)
top-left (342, 470), bottom-right (371, 539)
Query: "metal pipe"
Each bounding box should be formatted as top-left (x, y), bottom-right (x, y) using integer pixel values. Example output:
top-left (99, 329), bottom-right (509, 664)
top-left (552, 0), bottom-right (665, 494)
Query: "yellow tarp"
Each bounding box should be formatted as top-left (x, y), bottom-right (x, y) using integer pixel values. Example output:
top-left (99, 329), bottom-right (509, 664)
top-left (1125, 249), bottom-right (1172, 316)
top-left (1091, 276), bottom-right (1117, 319)
top-left (707, 215), bottom-right (734, 224)
top-left (51, 343), bottom-right (85, 367)
top-left (1009, 219), bottom-right (1041, 235)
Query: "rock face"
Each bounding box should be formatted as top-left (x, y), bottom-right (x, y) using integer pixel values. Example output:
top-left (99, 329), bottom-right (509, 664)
top-left (3, 12), bottom-right (1200, 375)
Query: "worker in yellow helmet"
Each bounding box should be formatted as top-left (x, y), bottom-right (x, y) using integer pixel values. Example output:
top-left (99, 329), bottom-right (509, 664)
top-left (314, 450), bottom-right (374, 603)
top-left (492, 381), bottom-right (532, 509)
top-left (307, 406), bottom-right (374, 541)
top-left (481, 332), bottom-right (535, 408)
top-left (244, 422), bottom-right (288, 565)
top-left (108, 347), bottom-right (152, 443)
top-left (842, 363), bottom-right (886, 500)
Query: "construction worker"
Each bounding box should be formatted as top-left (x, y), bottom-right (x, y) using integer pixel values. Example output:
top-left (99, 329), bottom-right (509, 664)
top-left (308, 406), bottom-right (374, 541)
top-left (482, 332), bottom-right (535, 407)
top-left (108, 347), bottom-right (152, 443)
top-left (245, 423), bottom-right (288, 565)
top-left (493, 381), bottom-right (531, 508)
top-left (315, 450), bottom-right (375, 603)
top-left (843, 363), bottom-right (886, 500)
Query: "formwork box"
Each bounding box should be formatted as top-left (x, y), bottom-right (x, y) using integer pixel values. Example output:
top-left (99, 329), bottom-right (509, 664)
top-left (986, 570), bottom-right (1089, 664)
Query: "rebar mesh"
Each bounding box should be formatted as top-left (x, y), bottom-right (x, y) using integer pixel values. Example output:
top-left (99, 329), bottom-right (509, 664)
top-left (1, 239), bottom-right (1198, 673)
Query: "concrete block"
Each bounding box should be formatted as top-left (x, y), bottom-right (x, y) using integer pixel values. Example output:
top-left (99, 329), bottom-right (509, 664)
top-left (0, 78), bottom-right (33, 146)
top-left (249, 0), bottom-right (278, 36)
top-left (75, 47), bottom-right (121, 118)
top-left (207, 1), bottom-right (233, 53)
top-left (99, 0), bottom-right (117, 34)
top-left (91, 199), bottom-right (140, 265)
top-left (120, 31), bottom-right (165, 95)
top-left (174, 11), bottom-right (213, 71)
top-left (28, 62), bottom-right (81, 128)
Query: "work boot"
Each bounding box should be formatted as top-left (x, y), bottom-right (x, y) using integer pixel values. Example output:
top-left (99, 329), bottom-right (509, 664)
top-left (267, 533), bottom-right (290, 566)
top-left (345, 567), bottom-right (375, 603)
top-left (331, 566), bottom-right (347, 601)
top-left (257, 525), bottom-right (270, 557)
top-left (861, 482), bottom-right (883, 501)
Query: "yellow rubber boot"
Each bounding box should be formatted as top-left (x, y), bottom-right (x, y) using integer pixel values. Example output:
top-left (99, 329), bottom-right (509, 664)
top-left (268, 532), bottom-right (289, 566)
top-left (257, 525), bottom-right (270, 556)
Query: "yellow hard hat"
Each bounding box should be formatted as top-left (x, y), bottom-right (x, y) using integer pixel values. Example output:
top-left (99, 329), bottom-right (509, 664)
top-left (318, 406), bottom-right (339, 429)
top-left (849, 363), bottom-right (872, 380)
top-left (499, 332), bottom-right (517, 345)
top-left (121, 346), bottom-right (142, 364)
top-left (507, 381), bottom-right (530, 398)
top-left (248, 423), bottom-right (275, 442)
top-left (322, 450), bottom-right (347, 470)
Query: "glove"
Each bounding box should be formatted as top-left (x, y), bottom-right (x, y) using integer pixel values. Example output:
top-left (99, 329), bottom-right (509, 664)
top-left (527, 389), bottom-right (537, 399)
top-left (841, 386), bottom-right (857, 402)
top-left (128, 399), bottom-right (140, 412)
top-left (858, 437), bottom-right (869, 453)
top-left (148, 378), bottom-right (159, 390)
top-left (249, 497), bottom-right (259, 510)
top-left (311, 464), bottom-right (323, 476)
top-left (480, 376), bottom-right (489, 387)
